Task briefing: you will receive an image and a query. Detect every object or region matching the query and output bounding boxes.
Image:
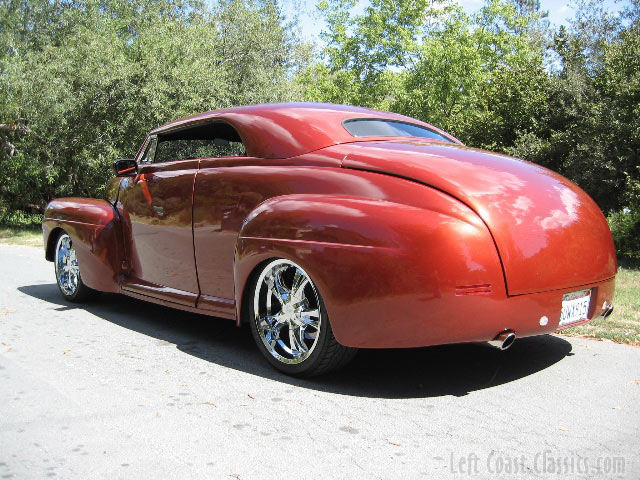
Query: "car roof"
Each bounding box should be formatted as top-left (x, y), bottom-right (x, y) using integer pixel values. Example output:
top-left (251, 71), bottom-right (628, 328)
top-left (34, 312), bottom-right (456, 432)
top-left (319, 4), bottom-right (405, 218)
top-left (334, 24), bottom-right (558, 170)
top-left (149, 102), bottom-right (459, 159)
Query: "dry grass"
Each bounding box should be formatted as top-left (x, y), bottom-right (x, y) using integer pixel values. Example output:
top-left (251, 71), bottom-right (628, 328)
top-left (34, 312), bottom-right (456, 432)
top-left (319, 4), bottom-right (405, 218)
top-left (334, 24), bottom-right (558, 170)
top-left (560, 266), bottom-right (640, 345)
top-left (0, 227), bottom-right (43, 247)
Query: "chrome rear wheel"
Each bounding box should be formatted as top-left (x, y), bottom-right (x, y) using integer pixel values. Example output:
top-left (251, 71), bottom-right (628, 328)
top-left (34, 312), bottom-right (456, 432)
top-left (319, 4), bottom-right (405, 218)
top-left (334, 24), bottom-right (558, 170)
top-left (248, 258), bottom-right (357, 377)
top-left (253, 259), bottom-right (322, 364)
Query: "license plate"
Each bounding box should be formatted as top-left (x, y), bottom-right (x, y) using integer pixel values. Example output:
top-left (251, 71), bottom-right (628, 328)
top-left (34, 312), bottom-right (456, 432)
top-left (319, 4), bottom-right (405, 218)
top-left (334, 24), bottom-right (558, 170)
top-left (559, 289), bottom-right (592, 327)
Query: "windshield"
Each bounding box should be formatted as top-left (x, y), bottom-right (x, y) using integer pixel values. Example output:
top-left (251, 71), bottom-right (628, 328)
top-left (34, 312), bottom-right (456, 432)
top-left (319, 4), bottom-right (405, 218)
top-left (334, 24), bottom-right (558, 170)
top-left (343, 119), bottom-right (453, 143)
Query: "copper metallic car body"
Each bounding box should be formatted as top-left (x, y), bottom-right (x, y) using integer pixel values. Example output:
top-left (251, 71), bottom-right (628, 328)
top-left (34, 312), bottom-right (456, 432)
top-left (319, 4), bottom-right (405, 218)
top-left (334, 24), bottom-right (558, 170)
top-left (42, 103), bottom-right (617, 348)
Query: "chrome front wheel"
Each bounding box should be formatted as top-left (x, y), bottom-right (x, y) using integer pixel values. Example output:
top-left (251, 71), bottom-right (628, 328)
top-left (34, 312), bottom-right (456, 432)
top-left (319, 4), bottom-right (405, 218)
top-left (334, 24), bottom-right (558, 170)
top-left (53, 231), bottom-right (95, 302)
top-left (248, 258), bottom-right (357, 377)
top-left (55, 233), bottom-right (80, 296)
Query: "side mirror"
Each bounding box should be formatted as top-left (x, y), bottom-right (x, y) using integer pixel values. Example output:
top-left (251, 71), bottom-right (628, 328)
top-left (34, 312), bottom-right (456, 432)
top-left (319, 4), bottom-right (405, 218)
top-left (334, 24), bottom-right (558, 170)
top-left (114, 158), bottom-right (137, 176)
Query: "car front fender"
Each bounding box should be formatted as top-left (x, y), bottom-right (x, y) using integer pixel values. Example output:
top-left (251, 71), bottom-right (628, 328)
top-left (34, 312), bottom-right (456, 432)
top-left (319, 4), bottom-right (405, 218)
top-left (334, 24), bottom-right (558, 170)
top-left (43, 198), bottom-right (123, 293)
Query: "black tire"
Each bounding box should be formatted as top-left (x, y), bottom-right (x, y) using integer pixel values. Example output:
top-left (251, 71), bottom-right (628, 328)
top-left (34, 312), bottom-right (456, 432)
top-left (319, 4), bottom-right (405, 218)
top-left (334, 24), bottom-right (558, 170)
top-left (53, 231), bottom-right (98, 303)
top-left (246, 259), bottom-right (357, 377)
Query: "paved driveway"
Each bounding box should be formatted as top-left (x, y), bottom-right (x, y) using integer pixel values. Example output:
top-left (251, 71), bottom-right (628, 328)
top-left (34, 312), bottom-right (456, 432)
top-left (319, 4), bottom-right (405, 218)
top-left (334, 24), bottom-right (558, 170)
top-left (0, 244), bottom-right (638, 479)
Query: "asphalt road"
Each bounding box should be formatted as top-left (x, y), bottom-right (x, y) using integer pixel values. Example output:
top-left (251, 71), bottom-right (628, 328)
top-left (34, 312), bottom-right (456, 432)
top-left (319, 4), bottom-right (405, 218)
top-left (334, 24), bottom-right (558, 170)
top-left (1, 244), bottom-right (639, 479)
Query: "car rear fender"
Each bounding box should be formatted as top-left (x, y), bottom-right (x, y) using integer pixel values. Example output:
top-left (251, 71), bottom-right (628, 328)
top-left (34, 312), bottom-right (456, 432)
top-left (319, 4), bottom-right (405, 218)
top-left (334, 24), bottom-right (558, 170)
top-left (43, 198), bottom-right (123, 293)
top-left (337, 141), bottom-right (618, 295)
top-left (234, 193), bottom-right (506, 347)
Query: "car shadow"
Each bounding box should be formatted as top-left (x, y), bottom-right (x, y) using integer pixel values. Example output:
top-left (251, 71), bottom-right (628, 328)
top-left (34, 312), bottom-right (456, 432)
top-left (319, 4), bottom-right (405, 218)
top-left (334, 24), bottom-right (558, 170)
top-left (19, 283), bottom-right (573, 399)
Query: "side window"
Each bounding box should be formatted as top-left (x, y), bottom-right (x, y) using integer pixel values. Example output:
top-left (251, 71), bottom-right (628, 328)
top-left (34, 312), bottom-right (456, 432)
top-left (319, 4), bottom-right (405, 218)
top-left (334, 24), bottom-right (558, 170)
top-left (138, 136), bottom-right (158, 164)
top-left (153, 121), bottom-right (246, 164)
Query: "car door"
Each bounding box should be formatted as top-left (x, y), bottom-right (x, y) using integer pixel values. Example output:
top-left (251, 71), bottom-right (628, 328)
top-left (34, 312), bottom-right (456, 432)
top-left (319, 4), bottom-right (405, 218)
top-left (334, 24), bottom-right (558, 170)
top-left (193, 156), bottom-right (265, 313)
top-left (117, 135), bottom-right (199, 306)
top-left (187, 121), bottom-right (263, 316)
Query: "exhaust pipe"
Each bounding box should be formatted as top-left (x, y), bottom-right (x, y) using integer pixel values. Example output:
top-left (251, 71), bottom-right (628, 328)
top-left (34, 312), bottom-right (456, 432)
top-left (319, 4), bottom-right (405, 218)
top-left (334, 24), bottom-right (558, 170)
top-left (602, 304), bottom-right (614, 319)
top-left (488, 330), bottom-right (516, 351)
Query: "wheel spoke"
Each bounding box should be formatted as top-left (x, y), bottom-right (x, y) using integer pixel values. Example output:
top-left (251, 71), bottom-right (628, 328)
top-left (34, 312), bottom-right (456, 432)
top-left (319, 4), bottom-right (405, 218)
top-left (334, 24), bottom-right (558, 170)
top-left (273, 267), bottom-right (290, 304)
top-left (288, 325), bottom-right (308, 355)
top-left (266, 268), bottom-right (289, 307)
top-left (259, 313), bottom-right (286, 329)
top-left (297, 325), bottom-right (309, 351)
top-left (266, 282), bottom-right (273, 314)
top-left (264, 330), bottom-right (276, 348)
top-left (301, 308), bottom-right (319, 319)
top-left (300, 310), bottom-right (319, 341)
top-left (258, 314), bottom-right (271, 330)
top-left (291, 268), bottom-right (308, 301)
top-left (300, 309), bottom-right (320, 328)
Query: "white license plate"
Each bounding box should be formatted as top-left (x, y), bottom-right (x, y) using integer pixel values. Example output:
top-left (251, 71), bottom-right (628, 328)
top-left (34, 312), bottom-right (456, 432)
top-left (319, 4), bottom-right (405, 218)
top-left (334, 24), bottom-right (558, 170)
top-left (559, 289), bottom-right (592, 327)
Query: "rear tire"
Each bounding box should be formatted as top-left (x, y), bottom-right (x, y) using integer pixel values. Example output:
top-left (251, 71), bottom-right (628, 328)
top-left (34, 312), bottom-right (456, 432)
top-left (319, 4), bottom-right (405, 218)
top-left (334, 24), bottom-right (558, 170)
top-left (247, 259), bottom-right (357, 377)
top-left (53, 231), bottom-right (97, 303)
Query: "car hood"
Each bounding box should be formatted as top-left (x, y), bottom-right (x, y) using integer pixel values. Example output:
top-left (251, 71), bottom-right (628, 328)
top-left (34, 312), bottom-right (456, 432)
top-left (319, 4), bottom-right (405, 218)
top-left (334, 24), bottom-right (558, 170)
top-left (339, 140), bottom-right (617, 295)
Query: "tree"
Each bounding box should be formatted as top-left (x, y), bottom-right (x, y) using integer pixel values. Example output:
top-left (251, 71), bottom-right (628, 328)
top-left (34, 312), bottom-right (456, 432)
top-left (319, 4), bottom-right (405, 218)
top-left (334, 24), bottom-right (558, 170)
top-left (305, 0), bottom-right (549, 144)
top-left (0, 0), bottom-right (308, 219)
top-left (508, 0), bottom-right (638, 214)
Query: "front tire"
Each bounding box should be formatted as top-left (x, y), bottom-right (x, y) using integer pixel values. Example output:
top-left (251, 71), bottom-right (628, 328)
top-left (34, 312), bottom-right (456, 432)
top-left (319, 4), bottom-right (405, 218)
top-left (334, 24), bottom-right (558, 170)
top-left (54, 232), bottom-right (96, 302)
top-left (247, 259), bottom-right (357, 377)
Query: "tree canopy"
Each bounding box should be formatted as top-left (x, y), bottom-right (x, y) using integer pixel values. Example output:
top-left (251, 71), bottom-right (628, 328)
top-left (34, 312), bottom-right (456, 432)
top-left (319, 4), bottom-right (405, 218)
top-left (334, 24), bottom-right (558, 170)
top-left (1, 0), bottom-right (307, 214)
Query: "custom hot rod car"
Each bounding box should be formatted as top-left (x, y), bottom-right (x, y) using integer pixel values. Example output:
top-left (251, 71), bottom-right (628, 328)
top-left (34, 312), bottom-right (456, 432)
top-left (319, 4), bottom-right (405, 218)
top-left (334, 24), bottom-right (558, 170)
top-left (43, 103), bottom-right (617, 376)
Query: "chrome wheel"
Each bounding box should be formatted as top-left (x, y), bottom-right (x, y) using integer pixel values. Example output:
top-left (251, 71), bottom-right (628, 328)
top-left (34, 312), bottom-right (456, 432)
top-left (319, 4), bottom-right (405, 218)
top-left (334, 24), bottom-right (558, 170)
top-left (253, 259), bottom-right (322, 365)
top-left (55, 233), bottom-right (79, 296)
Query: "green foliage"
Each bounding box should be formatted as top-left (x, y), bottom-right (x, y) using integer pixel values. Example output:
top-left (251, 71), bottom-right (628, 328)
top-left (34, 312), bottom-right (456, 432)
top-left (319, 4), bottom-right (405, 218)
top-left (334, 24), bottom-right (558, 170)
top-left (0, 208), bottom-right (42, 228)
top-left (305, 0), bottom-right (550, 139)
top-left (0, 0), bottom-right (308, 215)
top-left (506, 0), bottom-right (640, 214)
top-left (608, 207), bottom-right (640, 261)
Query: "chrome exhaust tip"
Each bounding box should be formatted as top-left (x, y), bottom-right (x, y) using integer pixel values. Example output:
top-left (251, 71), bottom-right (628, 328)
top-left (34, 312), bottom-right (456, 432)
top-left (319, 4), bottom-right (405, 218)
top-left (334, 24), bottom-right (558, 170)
top-left (602, 304), bottom-right (614, 318)
top-left (488, 330), bottom-right (516, 351)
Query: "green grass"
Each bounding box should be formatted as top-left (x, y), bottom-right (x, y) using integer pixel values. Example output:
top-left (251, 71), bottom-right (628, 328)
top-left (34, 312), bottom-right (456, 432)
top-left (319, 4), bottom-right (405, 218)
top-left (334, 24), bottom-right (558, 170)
top-left (560, 265), bottom-right (640, 345)
top-left (0, 226), bottom-right (43, 247)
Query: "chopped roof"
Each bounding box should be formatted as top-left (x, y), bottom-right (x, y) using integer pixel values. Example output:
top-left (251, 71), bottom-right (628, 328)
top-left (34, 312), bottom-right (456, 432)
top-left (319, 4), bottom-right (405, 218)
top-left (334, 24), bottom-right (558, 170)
top-left (150, 102), bottom-right (458, 159)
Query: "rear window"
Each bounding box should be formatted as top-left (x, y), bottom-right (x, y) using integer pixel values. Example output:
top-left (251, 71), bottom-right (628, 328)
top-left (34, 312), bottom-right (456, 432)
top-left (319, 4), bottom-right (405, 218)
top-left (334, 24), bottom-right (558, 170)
top-left (343, 119), bottom-right (453, 143)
